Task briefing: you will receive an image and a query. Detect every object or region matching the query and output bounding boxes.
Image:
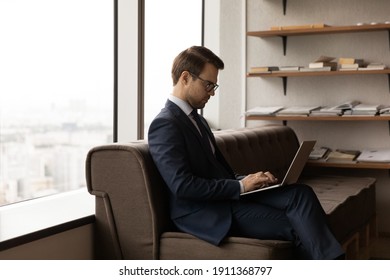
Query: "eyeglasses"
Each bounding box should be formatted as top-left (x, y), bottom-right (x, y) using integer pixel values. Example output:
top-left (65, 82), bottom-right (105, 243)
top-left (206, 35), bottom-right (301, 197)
top-left (189, 72), bottom-right (219, 92)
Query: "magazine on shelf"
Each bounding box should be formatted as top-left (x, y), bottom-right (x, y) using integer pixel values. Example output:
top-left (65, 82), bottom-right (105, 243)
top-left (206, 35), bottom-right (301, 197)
top-left (379, 106), bottom-right (390, 115)
top-left (357, 149), bottom-right (390, 163)
top-left (245, 106), bottom-right (284, 116)
top-left (276, 106), bottom-right (321, 116)
top-left (310, 106), bottom-right (343, 116)
top-left (348, 104), bottom-right (385, 116)
top-left (326, 149), bottom-right (360, 163)
top-left (309, 146), bottom-right (330, 160)
top-left (331, 100), bottom-right (360, 110)
top-left (358, 62), bottom-right (387, 70)
top-left (300, 66), bottom-right (333, 72)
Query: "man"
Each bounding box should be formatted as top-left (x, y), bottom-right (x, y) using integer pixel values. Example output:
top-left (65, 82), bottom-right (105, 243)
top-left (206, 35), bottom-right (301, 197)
top-left (148, 46), bottom-right (344, 259)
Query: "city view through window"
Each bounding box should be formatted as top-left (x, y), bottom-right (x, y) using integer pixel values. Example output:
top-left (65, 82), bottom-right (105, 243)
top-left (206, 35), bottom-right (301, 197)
top-left (0, 0), bottom-right (113, 206)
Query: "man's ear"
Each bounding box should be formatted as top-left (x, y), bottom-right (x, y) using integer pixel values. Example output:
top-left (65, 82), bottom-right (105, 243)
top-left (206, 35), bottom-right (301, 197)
top-left (181, 71), bottom-right (191, 85)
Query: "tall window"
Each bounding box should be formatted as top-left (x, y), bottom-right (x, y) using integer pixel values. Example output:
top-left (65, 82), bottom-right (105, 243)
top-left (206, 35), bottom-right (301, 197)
top-left (144, 0), bottom-right (202, 138)
top-left (0, 0), bottom-right (113, 206)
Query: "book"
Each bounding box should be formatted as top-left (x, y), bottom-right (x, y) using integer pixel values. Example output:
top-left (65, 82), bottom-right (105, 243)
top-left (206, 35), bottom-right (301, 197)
top-left (367, 63), bottom-right (386, 69)
top-left (309, 55), bottom-right (337, 70)
top-left (326, 149), bottom-right (360, 163)
top-left (278, 66), bottom-right (302, 71)
top-left (338, 58), bottom-right (356, 65)
top-left (339, 64), bottom-right (359, 70)
top-left (357, 149), bottom-right (390, 163)
top-left (309, 146), bottom-right (330, 160)
top-left (358, 63), bottom-right (387, 70)
top-left (270, 23), bottom-right (329, 31)
top-left (249, 66), bottom-right (279, 74)
top-left (300, 66), bottom-right (333, 72)
top-left (245, 106), bottom-right (284, 116)
top-left (309, 61), bottom-right (338, 69)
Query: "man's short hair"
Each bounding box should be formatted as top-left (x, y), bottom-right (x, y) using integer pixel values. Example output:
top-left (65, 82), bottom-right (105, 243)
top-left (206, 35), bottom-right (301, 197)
top-left (171, 46), bottom-right (224, 85)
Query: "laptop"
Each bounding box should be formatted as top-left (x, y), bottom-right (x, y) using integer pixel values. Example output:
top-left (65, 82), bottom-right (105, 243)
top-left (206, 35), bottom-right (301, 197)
top-left (240, 140), bottom-right (316, 196)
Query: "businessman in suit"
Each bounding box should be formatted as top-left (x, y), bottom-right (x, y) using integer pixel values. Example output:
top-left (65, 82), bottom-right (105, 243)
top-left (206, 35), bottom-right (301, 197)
top-left (148, 46), bottom-right (344, 259)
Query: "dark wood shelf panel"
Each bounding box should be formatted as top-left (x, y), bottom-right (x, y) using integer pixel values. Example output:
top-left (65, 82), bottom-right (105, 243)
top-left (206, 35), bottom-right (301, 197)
top-left (307, 160), bottom-right (390, 170)
top-left (247, 23), bottom-right (390, 38)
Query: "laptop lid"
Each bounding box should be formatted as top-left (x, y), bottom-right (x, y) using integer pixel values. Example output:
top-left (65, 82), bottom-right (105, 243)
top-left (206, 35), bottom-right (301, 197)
top-left (240, 140), bottom-right (316, 196)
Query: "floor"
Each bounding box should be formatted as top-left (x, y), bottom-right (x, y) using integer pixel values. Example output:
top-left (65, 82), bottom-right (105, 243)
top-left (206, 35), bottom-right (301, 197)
top-left (370, 236), bottom-right (390, 260)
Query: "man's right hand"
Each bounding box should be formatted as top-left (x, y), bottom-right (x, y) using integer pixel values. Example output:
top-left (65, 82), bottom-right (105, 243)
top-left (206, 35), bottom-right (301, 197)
top-left (241, 171), bottom-right (278, 193)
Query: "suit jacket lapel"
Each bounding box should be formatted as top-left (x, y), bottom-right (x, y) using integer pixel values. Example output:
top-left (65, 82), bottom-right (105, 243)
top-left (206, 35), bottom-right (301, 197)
top-left (166, 100), bottom-right (213, 155)
top-left (164, 100), bottom-right (235, 178)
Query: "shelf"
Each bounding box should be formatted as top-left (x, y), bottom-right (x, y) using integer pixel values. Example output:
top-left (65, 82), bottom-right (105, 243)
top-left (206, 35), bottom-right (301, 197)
top-left (247, 69), bottom-right (390, 77)
top-left (248, 24), bottom-right (390, 38)
top-left (307, 160), bottom-right (390, 170)
top-left (247, 69), bottom-right (390, 95)
top-left (246, 115), bottom-right (390, 134)
top-left (247, 23), bottom-right (390, 55)
top-left (245, 115), bottom-right (390, 121)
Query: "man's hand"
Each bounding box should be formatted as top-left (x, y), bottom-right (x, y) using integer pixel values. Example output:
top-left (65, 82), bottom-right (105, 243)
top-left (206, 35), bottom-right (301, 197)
top-left (241, 171), bottom-right (278, 193)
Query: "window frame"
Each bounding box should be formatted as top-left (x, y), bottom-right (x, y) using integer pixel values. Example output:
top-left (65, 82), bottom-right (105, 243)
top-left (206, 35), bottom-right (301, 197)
top-left (0, 0), bottom-right (208, 247)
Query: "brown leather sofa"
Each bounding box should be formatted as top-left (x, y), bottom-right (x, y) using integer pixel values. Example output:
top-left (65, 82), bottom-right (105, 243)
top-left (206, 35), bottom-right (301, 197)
top-left (85, 125), bottom-right (376, 259)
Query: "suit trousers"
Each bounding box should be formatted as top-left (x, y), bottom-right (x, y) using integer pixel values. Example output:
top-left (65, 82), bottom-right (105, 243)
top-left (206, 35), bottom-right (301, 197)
top-left (230, 184), bottom-right (344, 259)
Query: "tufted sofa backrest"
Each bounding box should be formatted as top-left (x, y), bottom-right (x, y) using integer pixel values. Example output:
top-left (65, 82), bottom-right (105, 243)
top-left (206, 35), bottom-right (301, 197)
top-left (214, 125), bottom-right (299, 179)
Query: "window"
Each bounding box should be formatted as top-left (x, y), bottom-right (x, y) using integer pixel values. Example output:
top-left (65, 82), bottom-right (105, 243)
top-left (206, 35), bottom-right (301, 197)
top-left (144, 0), bottom-right (203, 138)
top-left (0, 0), bottom-right (113, 206)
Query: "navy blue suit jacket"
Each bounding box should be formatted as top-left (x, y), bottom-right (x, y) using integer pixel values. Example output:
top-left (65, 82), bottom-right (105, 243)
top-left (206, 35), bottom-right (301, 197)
top-left (148, 100), bottom-right (242, 245)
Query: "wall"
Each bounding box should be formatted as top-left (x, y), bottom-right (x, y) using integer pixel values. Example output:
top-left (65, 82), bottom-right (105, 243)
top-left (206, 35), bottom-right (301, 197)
top-left (204, 0), bottom-right (247, 129)
top-left (0, 224), bottom-right (93, 259)
top-left (214, 0), bottom-right (390, 233)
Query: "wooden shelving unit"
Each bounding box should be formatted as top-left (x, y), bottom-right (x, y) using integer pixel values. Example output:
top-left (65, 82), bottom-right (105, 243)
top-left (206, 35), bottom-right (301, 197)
top-left (247, 9), bottom-right (390, 171)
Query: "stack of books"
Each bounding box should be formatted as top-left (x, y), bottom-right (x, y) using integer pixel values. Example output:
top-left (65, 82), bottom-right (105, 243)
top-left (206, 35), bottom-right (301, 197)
top-left (358, 62), bottom-right (387, 71)
top-left (279, 66), bottom-right (302, 72)
top-left (249, 66), bottom-right (279, 74)
top-left (307, 55), bottom-right (337, 71)
top-left (338, 58), bottom-right (364, 71)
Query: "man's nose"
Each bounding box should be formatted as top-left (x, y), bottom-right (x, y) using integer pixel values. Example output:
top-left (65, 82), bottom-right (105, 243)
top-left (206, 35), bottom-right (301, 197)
top-left (208, 90), bottom-right (215, 96)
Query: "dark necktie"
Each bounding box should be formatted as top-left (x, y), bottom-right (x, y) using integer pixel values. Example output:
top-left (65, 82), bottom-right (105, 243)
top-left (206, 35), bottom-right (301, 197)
top-left (191, 109), bottom-right (213, 153)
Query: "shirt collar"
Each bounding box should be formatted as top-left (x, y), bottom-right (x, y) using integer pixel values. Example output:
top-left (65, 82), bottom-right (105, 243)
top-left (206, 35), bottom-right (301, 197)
top-left (168, 95), bottom-right (193, 116)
